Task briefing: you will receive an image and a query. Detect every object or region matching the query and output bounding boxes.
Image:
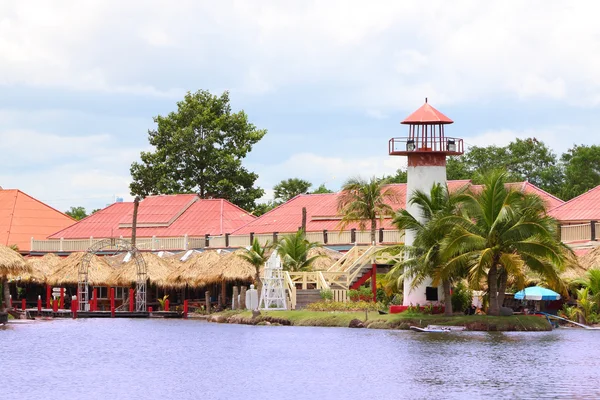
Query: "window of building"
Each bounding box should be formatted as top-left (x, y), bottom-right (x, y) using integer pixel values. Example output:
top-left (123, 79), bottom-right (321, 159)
top-left (425, 286), bottom-right (438, 301)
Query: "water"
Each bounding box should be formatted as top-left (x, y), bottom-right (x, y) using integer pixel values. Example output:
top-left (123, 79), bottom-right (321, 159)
top-left (2, 319), bottom-right (600, 399)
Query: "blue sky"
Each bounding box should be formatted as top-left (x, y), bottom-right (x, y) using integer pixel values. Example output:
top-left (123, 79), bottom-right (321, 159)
top-left (1, 1), bottom-right (599, 212)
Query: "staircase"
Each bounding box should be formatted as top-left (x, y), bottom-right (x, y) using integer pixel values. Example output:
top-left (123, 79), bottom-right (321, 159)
top-left (295, 289), bottom-right (322, 309)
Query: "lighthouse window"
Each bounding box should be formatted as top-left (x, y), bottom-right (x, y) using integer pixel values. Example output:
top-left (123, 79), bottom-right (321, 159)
top-left (425, 287), bottom-right (438, 301)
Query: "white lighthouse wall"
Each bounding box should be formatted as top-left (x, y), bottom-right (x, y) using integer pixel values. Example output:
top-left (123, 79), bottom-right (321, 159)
top-left (403, 165), bottom-right (447, 306)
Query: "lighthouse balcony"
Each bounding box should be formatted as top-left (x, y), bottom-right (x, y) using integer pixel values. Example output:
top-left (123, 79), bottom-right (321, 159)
top-left (388, 137), bottom-right (464, 156)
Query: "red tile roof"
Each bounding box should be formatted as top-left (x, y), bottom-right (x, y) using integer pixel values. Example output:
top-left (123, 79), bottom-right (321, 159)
top-left (233, 180), bottom-right (564, 235)
top-left (548, 185), bottom-right (600, 222)
top-left (233, 180), bottom-right (472, 234)
top-left (49, 195), bottom-right (255, 239)
top-left (0, 189), bottom-right (76, 251)
top-left (401, 101), bottom-right (453, 125)
top-left (469, 181), bottom-right (564, 211)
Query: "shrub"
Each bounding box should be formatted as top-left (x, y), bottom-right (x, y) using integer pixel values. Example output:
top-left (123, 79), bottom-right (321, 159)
top-left (451, 282), bottom-right (473, 313)
top-left (306, 301), bottom-right (379, 312)
top-left (320, 289), bottom-right (333, 301)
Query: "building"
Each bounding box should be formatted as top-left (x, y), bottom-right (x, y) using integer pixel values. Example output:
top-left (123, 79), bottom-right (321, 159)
top-left (32, 194), bottom-right (256, 253)
top-left (549, 185), bottom-right (600, 246)
top-left (0, 188), bottom-right (76, 252)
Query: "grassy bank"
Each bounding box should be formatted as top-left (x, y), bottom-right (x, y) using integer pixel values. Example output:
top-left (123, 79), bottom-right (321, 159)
top-left (209, 310), bottom-right (552, 331)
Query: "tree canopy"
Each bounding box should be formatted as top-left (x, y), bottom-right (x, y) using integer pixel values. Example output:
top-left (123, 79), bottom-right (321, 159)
top-left (560, 144), bottom-right (600, 200)
top-left (273, 178), bottom-right (312, 202)
top-left (130, 90), bottom-right (266, 210)
top-left (65, 206), bottom-right (87, 220)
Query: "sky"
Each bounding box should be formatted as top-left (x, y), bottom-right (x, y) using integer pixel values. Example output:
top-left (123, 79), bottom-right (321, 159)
top-left (2, 1), bottom-right (600, 213)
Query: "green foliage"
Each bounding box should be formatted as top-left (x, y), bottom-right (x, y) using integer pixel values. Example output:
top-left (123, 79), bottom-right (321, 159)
top-left (129, 90), bottom-right (266, 210)
top-left (276, 230), bottom-right (320, 271)
top-left (558, 304), bottom-right (578, 322)
top-left (311, 184), bottom-right (333, 194)
top-left (273, 178), bottom-right (312, 202)
top-left (451, 281), bottom-right (473, 313)
top-left (157, 295), bottom-right (169, 311)
top-left (320, 289), bottom-right (333, 301)
top-left (65, 206), bottom-right (87, 220)
top-left (382, 169), bottom-right (407, 184)
top-left (238, 238), bottom-right (270, 287)
top-left (560, 144), bottom-right (600, 200)
top-left (348, 287), bottom-right (374, 302)
top-left (306, 301), bottom-right (379, 312)
top-left (337, 176), bottom-right (394, 243)
top-left (251, 201), bottom-right (279, 217)
top-left (90, 208), bottom-right (101, 215)
top-left (575, 287), bottom-right (596, 324)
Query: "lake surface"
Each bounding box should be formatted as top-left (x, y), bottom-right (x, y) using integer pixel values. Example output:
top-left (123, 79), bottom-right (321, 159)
top-left (2, 318), bottom-right (600, 399)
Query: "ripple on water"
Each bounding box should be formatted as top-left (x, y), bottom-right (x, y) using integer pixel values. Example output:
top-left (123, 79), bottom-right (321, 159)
top-left (2, 320), bottom-right (600, 399)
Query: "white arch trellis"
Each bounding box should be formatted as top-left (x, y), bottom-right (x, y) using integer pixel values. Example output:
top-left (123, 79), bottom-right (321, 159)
top-left (78, 238), bottom-right (147, 312)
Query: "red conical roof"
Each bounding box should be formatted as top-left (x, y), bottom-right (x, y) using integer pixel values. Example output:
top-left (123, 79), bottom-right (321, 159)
top-left (401, 100), bottom-right (453, 125)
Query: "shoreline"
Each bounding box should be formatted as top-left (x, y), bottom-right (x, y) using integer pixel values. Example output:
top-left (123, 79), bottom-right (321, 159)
top-left (205, 310), bottom-right (553, 331)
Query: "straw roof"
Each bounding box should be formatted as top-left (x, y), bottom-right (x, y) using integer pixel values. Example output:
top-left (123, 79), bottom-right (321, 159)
top-left (108, 252), bottom-right (175, 287)
top-left (0, 244), bottom-right (29, 277)
top-left (11, 253), bottom-right (62, 282)
top-left (220, 249), bottom-right (261, 282)
top-left (166, 250), bottom-right (224, 288)
top-left (47, 252), bottom-right (114, 286)
top-left (307, 247), bottom-right (341, 271)
top-left (578, 246), bottom-right (600, 271)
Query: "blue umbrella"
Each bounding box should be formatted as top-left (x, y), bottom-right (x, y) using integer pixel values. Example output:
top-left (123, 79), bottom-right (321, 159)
top-left (514, 286), bottom-right (561, 301)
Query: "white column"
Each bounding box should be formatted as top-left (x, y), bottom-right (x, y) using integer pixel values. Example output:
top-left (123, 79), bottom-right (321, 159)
top-left (403, 165), bottom-right (447, 306)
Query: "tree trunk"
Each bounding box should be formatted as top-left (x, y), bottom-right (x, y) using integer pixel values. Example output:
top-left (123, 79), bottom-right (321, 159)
top-left (131, 196), bottom-right (140, 247)
top-left (301, 207), bottom-right (307, 233)
top-left (2, 276), bottom-right (10, 311)
top-left (443, 279), bottom-right (453, 316)
top-left (488, 265), bottom-right (499, 316)
top-left (370, 218), bottom-right (376, 245)
top-left (496, 271), bottom-right (508, 309)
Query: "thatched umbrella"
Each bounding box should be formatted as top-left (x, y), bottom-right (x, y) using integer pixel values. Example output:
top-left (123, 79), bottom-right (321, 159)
top-left (47, 252), bottom-right (113, 286)
top-left (166, 250), bottom-right (224, 288)
top-left (578, 246), bottom-right (600, 271)
top-left (15, 253), bottom-right (62, 282)
top-left (108, 252), bottom-right (175, 287)
top-left (0, 244), bottom-right (30, 310)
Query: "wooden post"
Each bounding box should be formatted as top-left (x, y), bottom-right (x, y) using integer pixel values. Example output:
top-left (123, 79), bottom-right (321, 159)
top-left (59, 288), bottom-right (64, 309)
top-left (249, 232), bottom-right (254, 244)
top-left (110, 288), bottom-right (115, 318)
top-left (205, 233), bottom-right (210, 248)
top-left (225, 233), bottom-right (230, 248)
top-left (351, 228), bottom-right (356, 243)
top-left (323, 229), bottom-right (328, 244)
top-left (240, 286), bottom-right (247, 309)
top-left (129, 288), bottom-right (135, 312)
top-left (220, 281), bottom-right (226, 308)
top-left (165, 299), bottom-right (170, 312)
top-left (232, 286), bottom-right (239, 310)
top-left (379, 228), bottom-right (384, 243)
top-left (371, 264), bottom-right (377, 302)
top-left (46, 284), bottom-right (51, 309)
top-left (92, 288), bottom-right (98, 312)
top-left (183, 300), bottom-right (188, 319)
top-left (52, 297), bottom-right (58, 313)
top-left (302, 207), bottom-right (307, 232)
top-left (72, 296), bottom-right (78, 319)
top-left (273, 232), bottom-right (278, 243)
top-left (37, 295), bottom-right (42, 315)
top-left (21, 298), bottom-right (26, 310)
top-left (592, 220), bottom-right (597, 241)
top-left (205, 291), bottom-right (211, 314)
top-left (132, 196), bottom-right (140, 247)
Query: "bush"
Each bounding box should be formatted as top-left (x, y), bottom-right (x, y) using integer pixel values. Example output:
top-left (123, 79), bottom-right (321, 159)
top-left (320, 289), bottom-right (333, 301)
top-left (306, 301), bottom-right (379, 312)
top-left (451, 282), bottom-right (473, 313)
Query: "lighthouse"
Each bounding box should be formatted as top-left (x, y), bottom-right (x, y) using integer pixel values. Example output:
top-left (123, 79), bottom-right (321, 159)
top-left (388, 99), bottom-right (464, 306)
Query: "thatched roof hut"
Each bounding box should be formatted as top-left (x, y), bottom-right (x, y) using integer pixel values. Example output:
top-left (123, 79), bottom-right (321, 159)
top-left (0, 244), bottom-right (29, 277)
top-left (579, 246), bottom-right (600, 271)
top-left (15, 253), bottom-right (62, 282)
top-left (307, 247), bottom-right (341, 271)
top-left (166, 250), bottom-right (224, 288)
top-left (220, 249), bottom-right (260, 282)
top-left (108, 252), bottom-right (175, 287)
top-left (47, 252), bottom-right (113, 286)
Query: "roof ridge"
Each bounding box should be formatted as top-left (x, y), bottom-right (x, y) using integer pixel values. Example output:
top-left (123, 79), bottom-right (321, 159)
top-left (16, 189), bottom-right (77, 222)
top-left (4, 190), bottom-right (18, 246)
top-left (549, 185), bottom-right (600, 212)
top-left (521, 181), bottom-right (564, 205)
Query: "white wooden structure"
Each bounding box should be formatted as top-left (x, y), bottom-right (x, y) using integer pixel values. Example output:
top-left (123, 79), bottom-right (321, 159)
top-left (259, 252), bottom-right (287, 310)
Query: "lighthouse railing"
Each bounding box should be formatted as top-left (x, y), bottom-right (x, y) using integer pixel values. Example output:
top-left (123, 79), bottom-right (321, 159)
top-left (388, 137), bottom-right (464, 155)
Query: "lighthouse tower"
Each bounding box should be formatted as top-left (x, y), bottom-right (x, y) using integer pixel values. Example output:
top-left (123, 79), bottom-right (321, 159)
top-left (388, 99), bottom-right (464, 306)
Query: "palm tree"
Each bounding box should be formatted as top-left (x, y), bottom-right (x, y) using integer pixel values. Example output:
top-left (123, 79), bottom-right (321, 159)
top-left (276, 230), bottom-right (321, 272)
top-left (571, 269), bottom-right (600, 309)
top-left (337, 177), bottom-right (395, 244)
top-left (575, 287), bottom-right (596, 324)
top-left (387, 183), bottom-right (467, 316)
top-left (238, 238), bottom-right (270, 295)
top-left (442, 170), bottom-right (568, 316)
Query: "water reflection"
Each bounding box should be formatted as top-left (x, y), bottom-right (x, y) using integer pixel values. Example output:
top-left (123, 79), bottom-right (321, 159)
top-left (2, 320), bottom-right (600, 399)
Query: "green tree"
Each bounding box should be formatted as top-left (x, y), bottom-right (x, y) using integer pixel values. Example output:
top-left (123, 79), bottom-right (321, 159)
top-left (251, 201), bottom-right (279, 217)
top-left (442, 170), bottom-right (568, 316)
top-left (388, 183), bottom-right (468, 315)
top-left (276, 230), bottom-right (320, 272)
top-left (129, 90), bottom-right (266, 210)
top-left (382, 169), bottom-right (407, 184)
top-left (238, 238), bottom-right (271, 296)
top-left (561, 144), bottom-right (600, 200)
top-left (446, 156), bottom-right (472, 180)
top-left (337, 177), bottom-right (394, 244)
top-left (65, 206), bottom-right (87, 220)
top-left (311, 184), bottom-right (334, 194)
top-left (91, 208), bottom-right (102, 215)
top-left (571, 269), bottom-right (600, 310)
top-left (506, 138), bottom-right (563, 195)
top-left (273, 178), bottom-right (312, 202)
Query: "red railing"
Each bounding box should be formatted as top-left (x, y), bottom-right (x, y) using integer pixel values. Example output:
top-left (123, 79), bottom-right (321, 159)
top-left (388, 137), bottom-right (464, 155)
